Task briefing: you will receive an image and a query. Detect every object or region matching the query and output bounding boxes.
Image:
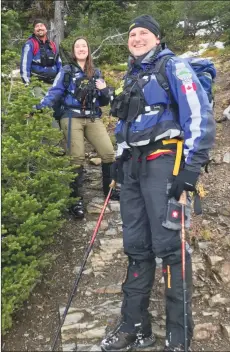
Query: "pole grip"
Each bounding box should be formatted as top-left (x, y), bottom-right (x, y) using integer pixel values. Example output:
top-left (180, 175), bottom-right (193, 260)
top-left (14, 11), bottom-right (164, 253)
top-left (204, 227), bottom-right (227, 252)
top-left (179, 191), bottom-right (187, 205)
top-left (109, 179), bottom-right (116, 189)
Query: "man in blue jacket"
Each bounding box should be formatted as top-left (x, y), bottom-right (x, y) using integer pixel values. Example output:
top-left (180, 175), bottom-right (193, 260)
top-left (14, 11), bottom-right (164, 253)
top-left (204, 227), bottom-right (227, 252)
top-left (101, 15), bottom-right (215, 352)
top-left (20, 19), bottom-right (62, 87)
top-left (20, 19), bottom-right (62, 128)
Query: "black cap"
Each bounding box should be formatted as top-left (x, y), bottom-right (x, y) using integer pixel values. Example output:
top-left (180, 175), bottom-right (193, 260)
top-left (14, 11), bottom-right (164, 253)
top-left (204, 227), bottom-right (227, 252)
top-left (33, 19), bottom-right (48, 29)
top-left (128, 15), bottom-right (160, 38)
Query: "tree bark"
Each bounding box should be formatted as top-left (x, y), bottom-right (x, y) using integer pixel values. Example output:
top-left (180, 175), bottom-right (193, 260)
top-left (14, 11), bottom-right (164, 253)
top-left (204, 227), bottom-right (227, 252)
top-left (183, 0), bottom-right (190, 35)
top-left (50, 0), bottom-right (65, 48)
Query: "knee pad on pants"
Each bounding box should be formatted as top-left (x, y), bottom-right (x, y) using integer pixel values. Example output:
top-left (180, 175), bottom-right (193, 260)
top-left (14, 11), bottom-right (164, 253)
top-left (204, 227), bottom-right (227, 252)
top-left (121, 258), bottom-right (156, 328)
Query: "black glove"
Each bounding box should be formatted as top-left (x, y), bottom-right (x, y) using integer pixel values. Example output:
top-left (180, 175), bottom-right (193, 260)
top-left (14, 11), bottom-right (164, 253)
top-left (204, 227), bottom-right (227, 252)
top-left (110, 158), bottom-right (124, 184)
top-left (110, 159), bottom-right (120, 182)
top-left (30, 105), bottom-right (43, 116)
top-left (35, 104), bottom-right (43, 112)
top-left (110, 150), bottom-right (130, 183)
top-left (169, 169), bottom-right (199, 201)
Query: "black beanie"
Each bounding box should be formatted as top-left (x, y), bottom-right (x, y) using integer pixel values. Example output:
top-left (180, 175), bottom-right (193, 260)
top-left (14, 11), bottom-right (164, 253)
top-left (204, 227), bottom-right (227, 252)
top-left (128, 15), bottom-right (160, 38)
top-left (33, 19), bottom-right (48, 29)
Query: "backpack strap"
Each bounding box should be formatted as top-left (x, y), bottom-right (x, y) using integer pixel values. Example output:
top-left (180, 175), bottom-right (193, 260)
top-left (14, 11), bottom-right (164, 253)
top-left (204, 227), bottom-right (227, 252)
top-left (63, 64), bottom-right (83, 92)
top-left (49, 40), bottom-right (57, 54)
top-left (29, 37), bottom-right (40, 56)
top-left (39, 42), bottom-right (47, 62)
top-left (130, 55), bottom-right (177, 108)
top-left (63, 65), bottom-right (72, 90)
top-left (154, 55), bottom-right (177, 106)
top-left (52, 65), bottom-right (75, 121)
top-left (153, 55), bottom-right (179, 122)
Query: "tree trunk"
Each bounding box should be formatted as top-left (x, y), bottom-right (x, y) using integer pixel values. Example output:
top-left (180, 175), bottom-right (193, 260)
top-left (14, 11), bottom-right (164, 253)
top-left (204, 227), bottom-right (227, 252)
top-left (50, 0), bottom-right (65, 48)
top-left (183, 0), bottom-right (190, 35)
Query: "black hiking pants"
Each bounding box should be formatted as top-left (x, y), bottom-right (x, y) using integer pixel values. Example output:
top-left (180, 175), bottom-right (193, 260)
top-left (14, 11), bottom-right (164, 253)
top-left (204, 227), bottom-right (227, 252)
top-left (119, 154), bottom-right (194, 346)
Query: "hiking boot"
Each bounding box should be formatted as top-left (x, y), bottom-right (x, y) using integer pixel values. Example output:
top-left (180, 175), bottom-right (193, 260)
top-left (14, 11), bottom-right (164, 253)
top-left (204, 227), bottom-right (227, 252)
top-left (101, 330), bottom-right (155, 351)
top-left (133, 332), bottom-right (156, 350)
top-left (69, 198), bottom-right (84, 219)
top-left (101, 331), bottom-right (136, 351)
top-left (163, 343), bottom-right (191, 351)
top-left (69, 166), bottom-right (85, 219)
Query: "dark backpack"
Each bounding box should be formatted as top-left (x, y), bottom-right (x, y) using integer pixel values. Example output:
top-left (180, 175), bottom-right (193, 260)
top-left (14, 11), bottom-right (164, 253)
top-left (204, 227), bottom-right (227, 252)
top-left (188, 57), bottom-right (216, 103)
top-left (154, 55), bottom-right (216, 106)
top-left (52, 65), bottom-right (75, 120)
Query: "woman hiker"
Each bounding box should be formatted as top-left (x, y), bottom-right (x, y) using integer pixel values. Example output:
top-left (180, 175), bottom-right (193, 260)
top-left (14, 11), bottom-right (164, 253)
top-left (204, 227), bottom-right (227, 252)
top-left (34, 36), bottom-right (119, 218)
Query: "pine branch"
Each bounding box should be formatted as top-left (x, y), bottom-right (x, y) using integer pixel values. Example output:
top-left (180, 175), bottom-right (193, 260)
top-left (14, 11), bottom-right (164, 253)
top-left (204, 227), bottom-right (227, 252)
top-left (7, 74), bottom-right (14, 103)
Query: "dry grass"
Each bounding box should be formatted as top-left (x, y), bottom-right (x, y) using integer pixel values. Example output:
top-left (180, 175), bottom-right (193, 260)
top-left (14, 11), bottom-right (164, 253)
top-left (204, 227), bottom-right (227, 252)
top-left (200, 48), bottom-right (225, 58)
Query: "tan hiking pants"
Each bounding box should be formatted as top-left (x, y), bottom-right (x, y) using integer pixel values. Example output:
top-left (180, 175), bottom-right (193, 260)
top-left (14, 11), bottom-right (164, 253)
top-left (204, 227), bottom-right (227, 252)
top-left (60, 117), bottom-right (115, 165)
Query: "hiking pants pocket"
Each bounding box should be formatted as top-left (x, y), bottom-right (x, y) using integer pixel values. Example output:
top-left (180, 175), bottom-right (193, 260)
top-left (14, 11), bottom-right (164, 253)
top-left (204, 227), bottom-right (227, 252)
top-left (162, 183), bottom-right (191, 230)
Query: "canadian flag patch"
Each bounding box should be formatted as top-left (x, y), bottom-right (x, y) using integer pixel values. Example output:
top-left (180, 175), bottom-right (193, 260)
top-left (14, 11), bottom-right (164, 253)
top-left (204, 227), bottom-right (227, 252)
top-left (181, 82), bottom-right (197, 94)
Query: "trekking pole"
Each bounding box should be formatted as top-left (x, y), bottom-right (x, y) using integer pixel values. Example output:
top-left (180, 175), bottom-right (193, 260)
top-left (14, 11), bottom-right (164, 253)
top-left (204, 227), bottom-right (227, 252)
top-left (51, 187), bottom-right (113, 351)
top-left (179, 191), bottom-right (188, 352)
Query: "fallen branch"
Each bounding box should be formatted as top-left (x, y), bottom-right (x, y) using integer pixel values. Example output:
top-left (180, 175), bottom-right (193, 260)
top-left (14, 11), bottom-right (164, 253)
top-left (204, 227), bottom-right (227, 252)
top-left (92, 31), bottom-right (128, 59)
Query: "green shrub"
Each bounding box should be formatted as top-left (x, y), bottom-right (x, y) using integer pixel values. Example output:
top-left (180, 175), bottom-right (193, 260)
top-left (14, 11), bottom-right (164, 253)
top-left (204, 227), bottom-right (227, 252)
top-left (109, 63), bottom-right (127, 72)
top-left (1, 79), bottom-right (75, 334)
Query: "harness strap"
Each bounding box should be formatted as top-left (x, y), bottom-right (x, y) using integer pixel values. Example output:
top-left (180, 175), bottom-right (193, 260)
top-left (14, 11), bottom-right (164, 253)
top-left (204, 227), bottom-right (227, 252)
top-left (128, 139), bottom-right (183, 179)
top-left (162, 139), bottom-right (183, 176)
top-left (34, 41), bottom-right (56, 68)
top-left (144, 104), bottom-right (163, 113)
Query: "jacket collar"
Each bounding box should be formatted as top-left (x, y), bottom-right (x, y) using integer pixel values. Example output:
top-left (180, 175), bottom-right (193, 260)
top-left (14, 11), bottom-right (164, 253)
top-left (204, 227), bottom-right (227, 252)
top-left (127, 46), bottom-right (160, 70)
top-left (127, 46), bottom-right (175, 72)
top-left (31, 33), bottom-right (49, 44)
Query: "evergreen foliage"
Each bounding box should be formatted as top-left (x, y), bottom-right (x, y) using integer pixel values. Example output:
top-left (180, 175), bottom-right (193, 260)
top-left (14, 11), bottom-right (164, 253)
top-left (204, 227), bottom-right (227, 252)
top-left (1, 78), bottom-right (75, 334)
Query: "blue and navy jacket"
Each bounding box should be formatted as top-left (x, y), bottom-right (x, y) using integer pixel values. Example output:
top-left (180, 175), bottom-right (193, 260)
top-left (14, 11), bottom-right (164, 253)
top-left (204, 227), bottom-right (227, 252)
top-left (115, 48), bottom-right (216, 173)
top-left (36, 64), bottom-right (110, 118)
top-left (20, 35), bottom-right (62, 84)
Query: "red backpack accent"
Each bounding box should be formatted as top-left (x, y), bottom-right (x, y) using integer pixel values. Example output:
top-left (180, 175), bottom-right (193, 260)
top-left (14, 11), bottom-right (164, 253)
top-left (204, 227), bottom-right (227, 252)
top-left (29, 37), bottom-right (57, 56)
top-left (49, 41), bottom-right (57, 54)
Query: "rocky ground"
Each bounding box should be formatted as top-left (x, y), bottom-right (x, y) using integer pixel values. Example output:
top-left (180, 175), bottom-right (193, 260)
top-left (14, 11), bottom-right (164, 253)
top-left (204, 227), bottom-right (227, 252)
top-left (2, 56), bottom-right (230, 352)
